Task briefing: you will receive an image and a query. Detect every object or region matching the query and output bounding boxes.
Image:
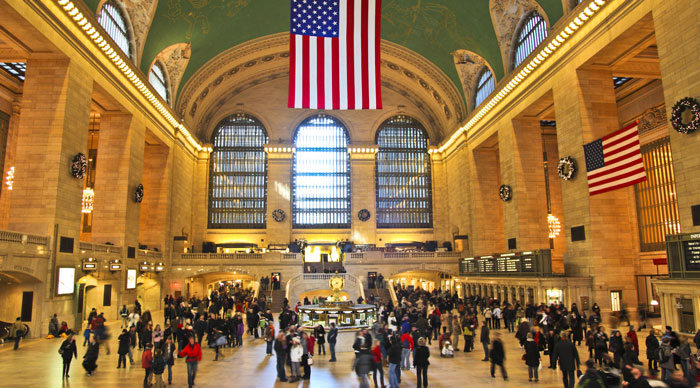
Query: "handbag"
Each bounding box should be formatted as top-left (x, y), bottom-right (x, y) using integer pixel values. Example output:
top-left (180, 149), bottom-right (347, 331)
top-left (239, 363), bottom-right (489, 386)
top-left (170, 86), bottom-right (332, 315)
top-left (307, 354), bottom-right (313, 366)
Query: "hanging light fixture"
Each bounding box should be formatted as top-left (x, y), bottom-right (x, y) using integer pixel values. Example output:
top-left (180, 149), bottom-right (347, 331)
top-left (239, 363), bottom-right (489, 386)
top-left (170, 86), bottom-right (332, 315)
top-left (82, 188), bottom-right (94, 213)
top-left (548, 214), bottom-right (561, 239)
top-left (5, 166), bottom-right (14, 190)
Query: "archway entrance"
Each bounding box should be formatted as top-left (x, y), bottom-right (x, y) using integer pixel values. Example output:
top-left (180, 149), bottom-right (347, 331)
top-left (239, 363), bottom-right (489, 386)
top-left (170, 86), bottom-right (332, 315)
top-left (389, 270), bottom-right (454, 293)
top-left (185, 271), bottom-right (257, 299)
top-left (0, 271), bottom-right (42, 337)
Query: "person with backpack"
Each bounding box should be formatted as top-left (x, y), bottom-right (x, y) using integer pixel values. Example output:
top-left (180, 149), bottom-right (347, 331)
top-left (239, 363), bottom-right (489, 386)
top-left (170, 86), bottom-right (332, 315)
top-left (151, 349), bottom-right (167, 388)
top-left (10, 317), bottom-right (24, 350)
top-left (658, 337), bottom-right (675, 380)
top-left (400, 329), bottom-right (414, 370)
top-left (59, 333), bottom-right (78, 379)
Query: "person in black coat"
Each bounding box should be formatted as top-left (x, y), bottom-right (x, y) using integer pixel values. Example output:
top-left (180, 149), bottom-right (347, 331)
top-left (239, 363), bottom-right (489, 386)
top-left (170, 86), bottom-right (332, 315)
top-left (489, 333), bottom-right (507, 380)
top-left (388, 336), bottom-right (403, 387)
top-left (117, 329), bottom-right (131, 368)
top-left (480, 322), bottom-right (490, 361)
top-left (161, 337), bottom-right (177, 385)
top-left (413, 337), bottom-right (430, 388)
top-left (645, 330), bottom-right (659, 372)
top-left (83, 336), bottom-right (100, 375)
top-left (327, 323), bottom-right (338, 362)
top-left (60, 333), bottom-right (78, 379)
top-left (553, 332), bottom-right (580, 388)
top-left (524, 333), bottom-right (541, 382)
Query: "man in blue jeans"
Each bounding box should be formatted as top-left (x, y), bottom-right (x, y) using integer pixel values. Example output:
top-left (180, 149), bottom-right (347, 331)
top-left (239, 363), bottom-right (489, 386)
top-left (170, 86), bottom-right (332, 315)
top-left (388, 336), bottom-right (402, 388)
top-left (274, 333), bottom-right (289, 382)
top-left (400, 330), bottom-right (414, 370)
top-left (328, 323), bottom-right (338, 362)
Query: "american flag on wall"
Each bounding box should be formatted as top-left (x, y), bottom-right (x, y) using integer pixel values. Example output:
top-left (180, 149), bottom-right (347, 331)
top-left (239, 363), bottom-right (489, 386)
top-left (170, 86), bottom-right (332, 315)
top-left (583, 122), bottom-right (647, 196)
top-left (288, 0), bottom-right (383, 110)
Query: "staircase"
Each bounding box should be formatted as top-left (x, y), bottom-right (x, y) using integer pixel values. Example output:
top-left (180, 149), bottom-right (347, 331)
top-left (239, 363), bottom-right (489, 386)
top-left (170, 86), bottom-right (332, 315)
top-left (364, 287), bottom-right (392, 305)
top-left (259, 289), bottom-right (287, 312)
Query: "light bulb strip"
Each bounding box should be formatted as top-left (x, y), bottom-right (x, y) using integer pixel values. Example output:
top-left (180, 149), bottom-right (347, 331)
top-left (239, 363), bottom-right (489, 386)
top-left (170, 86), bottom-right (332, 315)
top-left (53, 0), bottom-right (204, 152)
top-left (438, 0), bottom-right (608, 154)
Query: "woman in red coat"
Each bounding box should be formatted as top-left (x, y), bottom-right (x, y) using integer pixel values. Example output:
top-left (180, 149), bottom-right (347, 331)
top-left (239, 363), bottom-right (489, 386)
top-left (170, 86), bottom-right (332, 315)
top-left (178, 337), bottom-right (202, 388)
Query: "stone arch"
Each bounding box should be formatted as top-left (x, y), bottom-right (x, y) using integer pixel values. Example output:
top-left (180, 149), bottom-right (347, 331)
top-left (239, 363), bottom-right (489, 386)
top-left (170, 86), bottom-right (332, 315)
top-left (489, 0), bottom-right (550, 75)
top-left (150, 43), bottom-right (191, 105)
top-left (96, 0), bottom-right (140, 65)
top-left (452, 50), bottom-right (498, 113)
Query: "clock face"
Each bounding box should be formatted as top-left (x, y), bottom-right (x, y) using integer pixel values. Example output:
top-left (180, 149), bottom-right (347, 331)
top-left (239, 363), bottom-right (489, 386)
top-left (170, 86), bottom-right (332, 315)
top-left (330, 277), bottom-right (344, 290)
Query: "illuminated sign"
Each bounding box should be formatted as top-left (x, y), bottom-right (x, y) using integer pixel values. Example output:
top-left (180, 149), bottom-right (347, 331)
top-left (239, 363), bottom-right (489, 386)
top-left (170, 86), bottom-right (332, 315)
top-left (126, 269), bottom-right (137, 289)
top-left (57, 267), bottom-right (75, 295)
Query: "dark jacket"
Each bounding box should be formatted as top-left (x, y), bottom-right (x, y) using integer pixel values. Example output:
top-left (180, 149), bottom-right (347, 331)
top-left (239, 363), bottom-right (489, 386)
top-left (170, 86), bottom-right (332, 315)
top-left (355, 351), bottom-right (374, 375)
top-left (413, 345), bottom-right (430, 367)
top-left (161, 342), bottom-right (176, 366)
top-left (84, 342), bottom-right (99, 361)
top-left (553, 339), bottom-right (580, 371)
top-left (577, 369), bottom-right (607, 388)
top-left (490, 339), bottom-right (505, 363)
top-left (327, 327), bottom-right (338, 344)
top-left (152, 355), bottom-right (166, 375)
top-left (388, 341), bottom-right (402, 364)
top-left (645, 333), bottom-right (659, 360)
top-left (480, 326), bottom-right (490, 344)
top-left (60, 339), bottom-right (78, 360)
top-left (118, 332), bottom-right (131, 355)
top-left (524, 339), bottom-right (540, 367)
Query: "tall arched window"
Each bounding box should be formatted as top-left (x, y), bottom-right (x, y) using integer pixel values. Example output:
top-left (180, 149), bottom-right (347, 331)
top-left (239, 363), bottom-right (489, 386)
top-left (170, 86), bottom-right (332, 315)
top-left (512, 11), bottom-right (548, 69)
top-left (149, 62), bottom-right (169, 104)
top-left (375, 116), bottom-right (432, 228)
top-left (209, 114), bottom-right (268, 229)
top-left (98, 0), bottom-right (132, 60)
top-left (474, 67), bottom-right (495, 108)
top-left (293, 115), bottom-right (350, 228)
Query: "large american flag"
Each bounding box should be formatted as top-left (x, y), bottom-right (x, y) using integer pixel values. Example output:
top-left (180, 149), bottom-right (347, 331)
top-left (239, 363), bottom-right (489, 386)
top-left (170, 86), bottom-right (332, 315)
top-left (583, 122), bottom-right (646, 196)
top-left (288, 0), bottom-right (382, 110)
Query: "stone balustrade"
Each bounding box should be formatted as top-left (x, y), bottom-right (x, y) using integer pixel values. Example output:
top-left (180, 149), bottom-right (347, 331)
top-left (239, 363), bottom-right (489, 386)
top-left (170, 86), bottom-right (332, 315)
top-left (175, 251), bottom-right (301, 263)
top-left (0, 229), bottom-right (50, 247)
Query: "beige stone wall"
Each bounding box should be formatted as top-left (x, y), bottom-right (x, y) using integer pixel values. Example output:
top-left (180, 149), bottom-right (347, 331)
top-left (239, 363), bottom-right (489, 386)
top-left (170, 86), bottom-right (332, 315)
top-left (139, 142), bottom-right (171, 251)
top-left (469, 146), bottom-right (505, 255)
top-left (444, 145), bottom-right (471, 251)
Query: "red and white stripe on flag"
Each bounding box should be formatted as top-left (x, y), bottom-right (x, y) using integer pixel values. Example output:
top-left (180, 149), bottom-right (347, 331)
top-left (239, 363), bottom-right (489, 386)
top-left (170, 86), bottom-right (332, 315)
top-left (288, 0), bottom-right (382, 110)
top-left (584, 122), bottom-right (647, 196)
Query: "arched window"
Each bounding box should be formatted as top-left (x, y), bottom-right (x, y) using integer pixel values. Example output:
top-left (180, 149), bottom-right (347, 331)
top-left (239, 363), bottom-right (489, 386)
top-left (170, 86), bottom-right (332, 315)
top-left (148, 62), bottom-right (169, 104)
top-left (98, 0), bottom-right (132, 60)
top-left (375, 116), bottom-right (432, 228)
top-left (209, 114), bottom-right (268, 229)
top-left (293, 115), bottom-right (350, 228)
top-left (474, 68), bottom-right (495, 108)
top-left (512, 11), bottom-right (548, 69)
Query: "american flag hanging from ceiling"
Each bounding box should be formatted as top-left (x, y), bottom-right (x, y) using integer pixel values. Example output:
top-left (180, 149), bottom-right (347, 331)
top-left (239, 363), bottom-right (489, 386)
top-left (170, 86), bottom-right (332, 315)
top-left (288, 0), bottom-right (383, 110)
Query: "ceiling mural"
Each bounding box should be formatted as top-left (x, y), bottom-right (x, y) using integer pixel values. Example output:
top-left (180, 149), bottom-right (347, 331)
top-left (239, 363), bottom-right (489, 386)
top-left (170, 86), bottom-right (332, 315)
top-left (82, 0), bottom-right (564, 106)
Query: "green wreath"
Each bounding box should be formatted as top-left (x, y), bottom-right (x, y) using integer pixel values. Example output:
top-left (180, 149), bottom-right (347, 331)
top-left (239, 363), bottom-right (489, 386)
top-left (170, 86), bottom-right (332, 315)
top-left (671, 97), bottom-right (700, 134)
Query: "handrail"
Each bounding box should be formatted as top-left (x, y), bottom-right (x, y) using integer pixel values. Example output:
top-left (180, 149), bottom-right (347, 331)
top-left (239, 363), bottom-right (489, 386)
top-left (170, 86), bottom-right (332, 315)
top-left (0, 230), bottom-right (50, 246)
top-left (79, 241), bottom-right (122, 255)
top-left (388, 281), bottom-right (399, 305)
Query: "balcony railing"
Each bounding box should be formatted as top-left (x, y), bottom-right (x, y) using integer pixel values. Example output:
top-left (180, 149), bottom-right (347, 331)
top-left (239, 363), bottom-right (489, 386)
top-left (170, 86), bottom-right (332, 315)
top-left (79, 241), bottom-right (121, 255)
top-left (0, 230), bottom-right (50, 247)
top-left (178, 252), bottom-right (301, 261)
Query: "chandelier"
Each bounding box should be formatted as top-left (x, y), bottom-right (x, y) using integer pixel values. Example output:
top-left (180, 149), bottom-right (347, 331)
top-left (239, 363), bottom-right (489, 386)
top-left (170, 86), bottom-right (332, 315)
top-left (82, 188), bottom-right (94, 213)
top-left (5, 166), bottom-right (14, 190)
top-left (548, 214), bottom-right (561, 239)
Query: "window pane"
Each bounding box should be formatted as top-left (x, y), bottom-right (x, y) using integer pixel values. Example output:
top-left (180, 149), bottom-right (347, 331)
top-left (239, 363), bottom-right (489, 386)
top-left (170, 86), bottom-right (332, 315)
top-left (98, 1), bottom-right (131, 59)
top-left (149, 63), bottom-right (169, 103)
top-left (474, 68), bottom-right (495, 108)
top-left (513, 12), bottom-right (547, 69)
top-left (293, 115), bottom-right (350, 229)
top-left (209, 114), bottom-right (268, 229)
top-left (634, 137), bottom-right (680, 251)
top-left (375, 116), bottom-right (433, 228)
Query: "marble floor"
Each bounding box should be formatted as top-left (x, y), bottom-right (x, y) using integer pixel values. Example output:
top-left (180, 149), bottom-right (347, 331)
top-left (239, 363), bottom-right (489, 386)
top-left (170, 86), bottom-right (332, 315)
top-left (0, 317), bottom-right (656, 388)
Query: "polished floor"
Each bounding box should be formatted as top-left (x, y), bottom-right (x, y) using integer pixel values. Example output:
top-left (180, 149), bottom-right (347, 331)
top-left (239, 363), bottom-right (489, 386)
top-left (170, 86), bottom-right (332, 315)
top-left (0, 317), bottom-right (655, 388)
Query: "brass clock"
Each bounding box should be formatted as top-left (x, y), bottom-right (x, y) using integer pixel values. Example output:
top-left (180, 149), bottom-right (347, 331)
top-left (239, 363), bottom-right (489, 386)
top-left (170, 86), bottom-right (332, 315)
top-left (329, 276), bottom-right (345, 291)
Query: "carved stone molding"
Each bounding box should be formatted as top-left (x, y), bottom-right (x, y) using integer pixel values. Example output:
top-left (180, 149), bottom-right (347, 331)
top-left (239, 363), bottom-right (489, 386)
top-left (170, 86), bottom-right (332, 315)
top-left (637, 105), bottom-right (667, 134)
top-left (452, 50), bottom-right (492, 112)
top-left (123, 0), bottom-right (158, 66)
top-left (489, 0), bottom-right (547, 73)
top-left (153, 43), bottom-right (191, 104)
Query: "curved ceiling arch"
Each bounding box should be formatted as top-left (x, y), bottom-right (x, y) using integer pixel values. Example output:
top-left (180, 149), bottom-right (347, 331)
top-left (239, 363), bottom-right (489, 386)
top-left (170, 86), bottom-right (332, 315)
top-left (176, 33), bottom-right (467, 144)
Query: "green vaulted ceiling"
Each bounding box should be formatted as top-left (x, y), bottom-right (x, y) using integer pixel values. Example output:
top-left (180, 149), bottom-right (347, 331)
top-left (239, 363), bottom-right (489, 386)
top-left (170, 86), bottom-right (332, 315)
top-left (83, 0), bottom-right (564, 104)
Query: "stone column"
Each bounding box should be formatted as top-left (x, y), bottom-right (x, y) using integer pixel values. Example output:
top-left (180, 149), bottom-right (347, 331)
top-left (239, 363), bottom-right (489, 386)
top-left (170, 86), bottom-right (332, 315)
top-left (553, 69), bottom-right (639, 320)
top-left (431, 152), bottom-right (449, 244)
top-left (91, 114), bottom-right (145, 248)
top-left (266, 148), bottom-right (293, 245)
top-left (350, 149), bottom-right (376, 244)
top-left (9, 59), bottom-right (92, 239)
top-left (191, 150), bottom-right (209, 252)
top-left (499, 119), bottom-right (549, 252)
top-left (653, 0), bottom-right (700, 233)
top-left (469, 147), bottom-right (504, 255)
top-left (138, 141), bottom-right (171, 252)
top-left (0, 101), bottom-right (20, 229)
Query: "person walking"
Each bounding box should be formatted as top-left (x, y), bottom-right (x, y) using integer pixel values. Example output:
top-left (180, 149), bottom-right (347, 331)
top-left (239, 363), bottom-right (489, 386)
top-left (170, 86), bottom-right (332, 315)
top-left (10, 317), bottom-right (24, 350)
top-left (290, 337), bottom-right (303, 383)
top-left (59, 333), bottom-right (78, 379)
top-left (388, 335), bottom-right (402, 388)
top-left (328, 323), bottom-right (338, 362)
top-left (400, 329), bottom-right (414, 370)
top-left (355, 345), bottom-right (374, 388)
top-left (148, 348), bottom-right (165, 388)
top-left (371, 339), bottom-right (385, 388)
top-left (83, 336), bottom-right (100, 376)
top-left (413, 337), bottom-right (430, 388)
top-left (481, 321), bottom-right (491, 361)
top-left (489, 332), bottom-right (508, 380)
top-left (274, 332), bottom-right (289, 382)
top-left (178, 336), bottom-right (202, 388)
top-left (117, 329), bottom-right (130, 368)
top-left (524, 333), bottom-right (541, 382)
top-left (142, 343), bottom-right (153, 388)
top-left (161, 337), bottom-right (176, 385)
top-left (552, 332), bottom-right (580, 388)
